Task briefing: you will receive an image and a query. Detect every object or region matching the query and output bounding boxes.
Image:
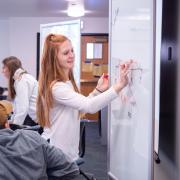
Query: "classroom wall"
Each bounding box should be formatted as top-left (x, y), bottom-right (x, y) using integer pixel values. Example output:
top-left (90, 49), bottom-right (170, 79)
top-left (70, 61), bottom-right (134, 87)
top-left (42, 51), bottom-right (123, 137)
top-left (0, 17), bottom-right (108, 86)
top-left (0, 19), bottom-right (9, 87)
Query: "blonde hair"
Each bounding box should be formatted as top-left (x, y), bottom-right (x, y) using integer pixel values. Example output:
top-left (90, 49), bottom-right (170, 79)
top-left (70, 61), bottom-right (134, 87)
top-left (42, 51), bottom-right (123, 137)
top-left (37, 34), bottom-right (79, 127)
top-left (0, 106), bottom-right (8, 127)
top-left (0, 101), bottom-right (13, 127)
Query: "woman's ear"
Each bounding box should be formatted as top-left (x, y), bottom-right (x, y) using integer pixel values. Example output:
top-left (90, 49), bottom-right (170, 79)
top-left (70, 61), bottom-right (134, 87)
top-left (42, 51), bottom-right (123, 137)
top-left (4, 122), bottom-right (10, 128)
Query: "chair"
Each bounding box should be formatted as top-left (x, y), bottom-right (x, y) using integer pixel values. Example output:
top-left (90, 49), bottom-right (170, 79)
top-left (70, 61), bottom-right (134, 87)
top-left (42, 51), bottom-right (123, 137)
top-left (0, 87), bottom-right (8, 100)
top-left (23, 115), bottom-right (38, 126)
top-left (10, 124), bottom-right (43, 134)
top-left (79, 120), bottom-right (86, 158)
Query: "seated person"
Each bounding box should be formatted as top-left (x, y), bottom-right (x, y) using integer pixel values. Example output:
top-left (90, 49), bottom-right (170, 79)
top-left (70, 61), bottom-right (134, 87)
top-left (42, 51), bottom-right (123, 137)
top-left (2, 56), bottom-right (38, 126)
top-left (0, 100), bottom-right (80, 180)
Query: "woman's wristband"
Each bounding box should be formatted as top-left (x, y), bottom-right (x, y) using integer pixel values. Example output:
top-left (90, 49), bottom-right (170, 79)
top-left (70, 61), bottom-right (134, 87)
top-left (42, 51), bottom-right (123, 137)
top-left (95, 87), bottom-right (103, 93)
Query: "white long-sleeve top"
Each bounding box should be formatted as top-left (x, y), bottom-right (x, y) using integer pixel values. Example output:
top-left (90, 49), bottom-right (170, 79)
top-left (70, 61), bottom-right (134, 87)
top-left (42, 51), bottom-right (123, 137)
top-left (42, 81), bottom-right (118, 161)
top-left (11, 69), bottom-right (38, 125)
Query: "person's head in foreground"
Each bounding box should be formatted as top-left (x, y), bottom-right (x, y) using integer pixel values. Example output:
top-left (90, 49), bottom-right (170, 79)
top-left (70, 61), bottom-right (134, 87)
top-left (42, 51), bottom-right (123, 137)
top-left (0, 100), bottom-right (80, 180)
top-left (0, 100), bottom-right (12, 129)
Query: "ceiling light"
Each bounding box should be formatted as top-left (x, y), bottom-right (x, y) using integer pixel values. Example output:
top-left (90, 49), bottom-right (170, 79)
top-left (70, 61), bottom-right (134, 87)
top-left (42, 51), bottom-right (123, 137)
top-left (67, 3), bottom-right (85, 17)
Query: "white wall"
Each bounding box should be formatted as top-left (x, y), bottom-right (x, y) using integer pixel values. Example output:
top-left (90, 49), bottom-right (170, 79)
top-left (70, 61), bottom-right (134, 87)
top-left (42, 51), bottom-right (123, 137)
top-left (0, 19), bottom-right (9, 87)
top-left (0, 17), bottom-right (108, 86)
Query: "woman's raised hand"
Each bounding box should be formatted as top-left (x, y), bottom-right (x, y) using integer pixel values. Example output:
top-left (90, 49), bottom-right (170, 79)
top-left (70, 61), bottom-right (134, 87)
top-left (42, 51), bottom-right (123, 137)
top-left (96, 73), bottom-right (109, 93)
top-left (113, 60), bottom-right (133, 93)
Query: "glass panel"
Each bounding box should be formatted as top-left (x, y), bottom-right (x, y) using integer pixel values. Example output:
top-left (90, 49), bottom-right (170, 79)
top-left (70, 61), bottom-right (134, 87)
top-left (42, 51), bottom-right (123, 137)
top-left (86, 43), bottom-right (94, 59)
top-left (86, 43), bottom-right (103, 59)
top-left (108, 0), bottom-right (154, 179)
top-left (94, 43), bottom-right (103, 59)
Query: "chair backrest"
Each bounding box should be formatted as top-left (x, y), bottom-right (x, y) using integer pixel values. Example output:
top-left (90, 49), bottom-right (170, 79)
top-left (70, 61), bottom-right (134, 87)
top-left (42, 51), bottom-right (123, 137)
top-left (0, 87), bottom-right (8, 100)
top-left (10, 124), bottom-right (43, 134)
top-left (0, 95), bottom-right (7, 100)
top-left (79, 121), bottom-right (86, 158)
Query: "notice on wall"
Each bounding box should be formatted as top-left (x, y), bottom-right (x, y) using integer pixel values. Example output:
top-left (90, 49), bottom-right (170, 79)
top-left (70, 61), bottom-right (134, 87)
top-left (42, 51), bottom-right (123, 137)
top-left (82, 62), bottom-right (93, 72)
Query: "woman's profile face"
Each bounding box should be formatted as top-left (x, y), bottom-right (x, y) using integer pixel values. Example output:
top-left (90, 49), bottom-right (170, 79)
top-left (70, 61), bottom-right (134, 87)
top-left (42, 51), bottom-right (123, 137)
top-left (58, 40), bottom-right (75, 72)
top-left (2, 65), bottom-right (10, 79)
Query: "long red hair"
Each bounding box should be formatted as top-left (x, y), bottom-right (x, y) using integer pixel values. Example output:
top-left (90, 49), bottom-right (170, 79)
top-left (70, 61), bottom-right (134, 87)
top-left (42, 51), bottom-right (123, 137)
top-left (37, 34), bottom-right (79, 127)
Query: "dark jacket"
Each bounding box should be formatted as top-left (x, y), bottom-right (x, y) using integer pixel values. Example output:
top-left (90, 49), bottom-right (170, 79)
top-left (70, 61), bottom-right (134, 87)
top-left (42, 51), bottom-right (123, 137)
top-left (0, 128), bottom-right (79, 180)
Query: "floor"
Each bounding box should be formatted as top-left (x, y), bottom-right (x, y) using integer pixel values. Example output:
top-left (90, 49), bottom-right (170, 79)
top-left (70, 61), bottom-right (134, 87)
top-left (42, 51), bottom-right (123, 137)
top-left (80, 122), bottom-right (108, 180)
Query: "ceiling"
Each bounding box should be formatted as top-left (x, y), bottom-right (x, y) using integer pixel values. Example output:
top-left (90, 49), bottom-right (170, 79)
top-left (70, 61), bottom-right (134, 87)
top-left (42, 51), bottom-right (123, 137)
top-left (0, 0), bottom-right (109, 18)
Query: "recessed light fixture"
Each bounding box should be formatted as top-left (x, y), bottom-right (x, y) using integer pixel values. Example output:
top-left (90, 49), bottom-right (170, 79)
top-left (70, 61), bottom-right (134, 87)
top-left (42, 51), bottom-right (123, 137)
top-left (67, 3), bottom-right (85, 17)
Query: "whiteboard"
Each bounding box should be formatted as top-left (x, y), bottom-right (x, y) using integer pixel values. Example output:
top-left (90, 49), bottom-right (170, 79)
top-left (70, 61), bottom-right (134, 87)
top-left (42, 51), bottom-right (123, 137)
top-left (108, 0), bottom-right (155, 179)
top-left (40, 20), bottom-right (81, 86)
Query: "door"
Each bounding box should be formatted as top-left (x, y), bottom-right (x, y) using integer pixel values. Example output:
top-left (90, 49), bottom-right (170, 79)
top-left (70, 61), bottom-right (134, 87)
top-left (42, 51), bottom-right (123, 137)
top-left (80, 34), bottom-right (108, 120)
top-left (155, 0), bottom-right (179, 179)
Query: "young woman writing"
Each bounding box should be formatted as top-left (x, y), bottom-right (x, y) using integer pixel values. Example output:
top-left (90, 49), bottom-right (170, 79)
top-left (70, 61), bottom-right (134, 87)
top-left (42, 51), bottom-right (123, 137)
top-left (37, 34), bottom-right (132, 161)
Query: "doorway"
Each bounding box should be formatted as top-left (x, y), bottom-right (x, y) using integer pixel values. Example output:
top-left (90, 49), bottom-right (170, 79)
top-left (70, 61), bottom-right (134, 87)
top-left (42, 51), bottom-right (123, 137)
top-left (80, 34), bottom-right (108, 121)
